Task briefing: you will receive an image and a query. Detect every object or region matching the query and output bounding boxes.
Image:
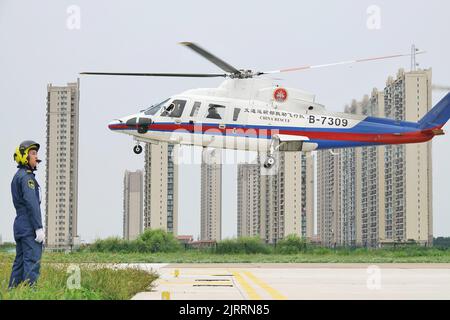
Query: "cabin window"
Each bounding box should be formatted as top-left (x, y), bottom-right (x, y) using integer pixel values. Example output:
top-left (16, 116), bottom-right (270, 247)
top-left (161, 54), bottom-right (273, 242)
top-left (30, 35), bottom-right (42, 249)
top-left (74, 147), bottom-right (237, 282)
top-left (144, 98), bottom-right (170, 115)
top-left (126, 117), bottom-right (137, 126)
top-left (205, 104), bottom-right (226, 120)
top-left (161, 99), bottom-right (186, 118)
top-left (233, 108), bottom-right (241, 121)
top-left (190, 101), bottom-right (201, 117)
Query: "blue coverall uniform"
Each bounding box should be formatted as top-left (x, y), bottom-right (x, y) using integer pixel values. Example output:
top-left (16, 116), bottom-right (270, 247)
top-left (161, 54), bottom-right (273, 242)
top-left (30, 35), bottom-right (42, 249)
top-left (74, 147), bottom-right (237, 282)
top-left (9, 165), bottom-right (43, 288)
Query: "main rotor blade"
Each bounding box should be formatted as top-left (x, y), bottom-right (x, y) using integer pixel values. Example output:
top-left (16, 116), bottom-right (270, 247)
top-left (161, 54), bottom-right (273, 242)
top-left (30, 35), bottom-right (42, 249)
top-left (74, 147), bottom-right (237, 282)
top-left (180, 42), bottom-right (240, 74)
top-left (80, 72), bottom-right (227, 78)
top-left (260, 51), bottom-right (427, 75)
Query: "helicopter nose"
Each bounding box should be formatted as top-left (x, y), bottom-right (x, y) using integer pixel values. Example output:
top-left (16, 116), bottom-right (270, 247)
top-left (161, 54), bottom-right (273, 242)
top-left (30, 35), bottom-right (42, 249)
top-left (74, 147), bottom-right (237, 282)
top-left (108, 119), bottom-right (124, 131)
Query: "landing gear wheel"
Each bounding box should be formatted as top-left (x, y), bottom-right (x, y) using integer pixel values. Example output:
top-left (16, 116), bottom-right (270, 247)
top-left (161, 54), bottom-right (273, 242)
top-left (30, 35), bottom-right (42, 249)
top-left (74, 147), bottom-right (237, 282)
top-left (264, 156), bottom-right (275, 169)
top-left (133, 144), bottom-right (143, 154)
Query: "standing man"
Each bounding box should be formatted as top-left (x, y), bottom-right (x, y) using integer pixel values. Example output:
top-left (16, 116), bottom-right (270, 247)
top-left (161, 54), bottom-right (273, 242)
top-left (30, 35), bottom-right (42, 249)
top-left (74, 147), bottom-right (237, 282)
top-left (9, 140), bottom-right (44, 288)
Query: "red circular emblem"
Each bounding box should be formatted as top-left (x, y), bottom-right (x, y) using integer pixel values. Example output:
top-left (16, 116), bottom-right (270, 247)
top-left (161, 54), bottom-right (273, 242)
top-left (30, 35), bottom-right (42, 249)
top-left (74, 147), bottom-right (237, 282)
top-left (273, 88), bottom-right (288, 102)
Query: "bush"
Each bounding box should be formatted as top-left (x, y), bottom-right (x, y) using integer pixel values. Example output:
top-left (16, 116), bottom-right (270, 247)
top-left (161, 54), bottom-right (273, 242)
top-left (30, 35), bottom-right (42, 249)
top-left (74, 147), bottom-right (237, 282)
top-left (89, 237), bottom-right (127, 253)
top-left (0, 242), bottom-right (16, 252)
top-left (275, 235), bottom-right (308, 254)
top-left (215, 237), bottom-right (270, 254)
top-left (137, 229), bottom-right (181, 253)
top-left (88, 229), bottom-right (181, 253)
top-left (434, 237), bottom-right (450, 248)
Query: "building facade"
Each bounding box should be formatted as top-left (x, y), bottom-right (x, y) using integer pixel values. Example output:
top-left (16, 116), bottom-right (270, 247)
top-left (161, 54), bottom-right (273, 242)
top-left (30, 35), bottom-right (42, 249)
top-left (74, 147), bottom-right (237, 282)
top-left (238, 152), bottom-right (314, 243)
top-left (123, 170), bottom-right (143, 240)
top-left (317, 68), bottom-right (433, 247)
top-left (237, 162), bottom-right (261, 237)
top-left (200, 148), bottom-right (222, 241)
top-left (317, 147), bottom-right (340, 247)
top-left (45, 80), bottom-right (80, 249)
top-left (144, 142), bottom-right (178, 235)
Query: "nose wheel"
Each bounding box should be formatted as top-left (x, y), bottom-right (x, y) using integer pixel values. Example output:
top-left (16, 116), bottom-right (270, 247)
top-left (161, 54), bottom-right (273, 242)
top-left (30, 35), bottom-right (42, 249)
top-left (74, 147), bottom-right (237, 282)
top-left (133, 144), bottom-right (143, 154)
top-left (263, 137), bottom-right (279, 169)
top-left (263, 155), bottom-right (275, 169)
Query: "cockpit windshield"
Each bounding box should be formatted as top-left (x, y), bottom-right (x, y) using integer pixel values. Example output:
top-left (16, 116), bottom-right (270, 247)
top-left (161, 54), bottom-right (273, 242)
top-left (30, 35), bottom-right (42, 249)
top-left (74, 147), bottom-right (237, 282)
top-left (144, 98), bottom-right (170, 115)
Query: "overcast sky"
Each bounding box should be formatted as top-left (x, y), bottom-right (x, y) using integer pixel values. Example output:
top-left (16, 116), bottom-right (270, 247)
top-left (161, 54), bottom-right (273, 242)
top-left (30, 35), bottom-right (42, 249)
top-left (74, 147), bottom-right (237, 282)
top-left (1, 0), bottom-right (449, 243)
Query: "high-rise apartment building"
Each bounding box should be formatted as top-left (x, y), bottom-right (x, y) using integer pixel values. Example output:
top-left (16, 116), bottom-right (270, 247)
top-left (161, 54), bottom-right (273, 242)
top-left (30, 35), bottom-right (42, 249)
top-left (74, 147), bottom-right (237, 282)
top-left (317, 68), bottom-right (433, 247)
top-left (123, 170), bottom-right (143, 240)
top-left (238, 152), bottom-right (314, 243)
top-left (237, 162), bottom-right (260, 237)
top-left (317, 148), bottom-right (340, 247)
top-left (45, 80), bottom-right (80, 249)
top-left (200, 148), bottom-right (222, 241)
top-left (144, 143), bottom-right (178, 234)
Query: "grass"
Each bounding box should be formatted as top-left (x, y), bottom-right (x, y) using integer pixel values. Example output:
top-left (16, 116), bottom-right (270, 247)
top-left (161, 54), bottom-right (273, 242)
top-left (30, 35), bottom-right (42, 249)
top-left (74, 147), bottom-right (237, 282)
top-left (2, 247), bottom-right (450, 264)
top-left (79, 232), bottom-right (450, 263)
top-left (70, 233), bottom-right (450, 263)
top-left (0, 262), bottom-right (157, 300)
top-left (3, 232), bottom-right (447, 300)
top-left (1, 243), bottom-right (448, 299)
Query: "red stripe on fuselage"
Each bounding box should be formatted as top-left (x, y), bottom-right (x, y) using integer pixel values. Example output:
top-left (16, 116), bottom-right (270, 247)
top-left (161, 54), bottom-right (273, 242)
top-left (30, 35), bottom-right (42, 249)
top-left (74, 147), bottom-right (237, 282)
top-left (108, 123), bottom-right (436, 144)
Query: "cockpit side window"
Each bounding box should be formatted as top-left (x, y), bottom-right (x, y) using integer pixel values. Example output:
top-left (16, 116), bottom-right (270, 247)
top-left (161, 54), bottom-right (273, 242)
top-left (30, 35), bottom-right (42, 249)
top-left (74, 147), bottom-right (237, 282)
top-left (160, 103), bottom-right (174, 117)
top-left (205, 104), bottom-right (226, 120)
top-left (126, 117), bottom-right (137, 126)
top-left (190, 102), bottom-right (201, 117)
top-left (161, 99), bottom-right (186, 118)
top-left (144, 98), bottom-right (170, 115)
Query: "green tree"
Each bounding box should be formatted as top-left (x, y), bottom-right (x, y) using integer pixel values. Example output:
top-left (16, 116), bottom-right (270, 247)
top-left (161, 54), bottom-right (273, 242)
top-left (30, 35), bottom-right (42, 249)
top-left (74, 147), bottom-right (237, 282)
top-left (137, 229), bottom-right (181, 253)
top-left (276, 235), bottom-right (308, 254)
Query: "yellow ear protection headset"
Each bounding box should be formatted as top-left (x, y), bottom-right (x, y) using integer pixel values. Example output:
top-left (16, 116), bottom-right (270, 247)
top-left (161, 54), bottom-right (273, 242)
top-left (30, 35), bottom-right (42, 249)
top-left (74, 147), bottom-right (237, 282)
top-left (13, 140), bottom-right (41, 166)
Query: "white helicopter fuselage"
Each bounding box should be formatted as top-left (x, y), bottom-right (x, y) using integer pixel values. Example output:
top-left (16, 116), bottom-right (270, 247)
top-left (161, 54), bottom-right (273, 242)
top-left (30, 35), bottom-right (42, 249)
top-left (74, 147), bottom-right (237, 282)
top-left (108, 78), bottom-right (446, 158)
top-left (109, 79), bottom-right (363, 153)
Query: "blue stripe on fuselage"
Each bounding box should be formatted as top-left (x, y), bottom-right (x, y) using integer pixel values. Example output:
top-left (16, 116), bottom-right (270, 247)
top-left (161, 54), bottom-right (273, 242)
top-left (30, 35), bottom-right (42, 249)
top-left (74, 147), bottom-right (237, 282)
top-left (134, 117), bottom-right (419, 134)
top-left (129, 116), bottom-right (418, 134)
top-left (311, 139), bottom-right (381, 149)
top-left (113, 116), bottom-right (419, 135)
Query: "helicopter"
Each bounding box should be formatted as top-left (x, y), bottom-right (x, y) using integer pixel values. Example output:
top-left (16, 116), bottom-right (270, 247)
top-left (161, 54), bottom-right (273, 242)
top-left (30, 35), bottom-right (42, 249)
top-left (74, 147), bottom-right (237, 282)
top-left (80, 42), bottom-right (450, 168)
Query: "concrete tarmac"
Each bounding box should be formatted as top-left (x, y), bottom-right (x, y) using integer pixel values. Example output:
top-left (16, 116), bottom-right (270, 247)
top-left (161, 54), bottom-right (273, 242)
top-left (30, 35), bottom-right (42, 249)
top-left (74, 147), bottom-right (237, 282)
top-left (127, 263), bottom-right (450, 300)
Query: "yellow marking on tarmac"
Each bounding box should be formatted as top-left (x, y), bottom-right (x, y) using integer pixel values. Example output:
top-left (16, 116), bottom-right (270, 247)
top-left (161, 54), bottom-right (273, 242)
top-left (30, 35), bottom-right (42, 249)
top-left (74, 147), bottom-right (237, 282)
top-left (159, 280), bottom-right (232, 285)
top-left (161, 291), bottom-right (170, 300)
top-left (242, 271), bottom-right (287, 300)
top-left (231, 271), bottom-right (262, 300)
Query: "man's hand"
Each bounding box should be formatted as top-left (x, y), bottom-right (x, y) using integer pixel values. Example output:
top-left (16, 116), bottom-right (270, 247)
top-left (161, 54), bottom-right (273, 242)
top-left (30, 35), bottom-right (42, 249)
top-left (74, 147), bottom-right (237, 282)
top-left (35, 228), bottom-right (45, 243)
